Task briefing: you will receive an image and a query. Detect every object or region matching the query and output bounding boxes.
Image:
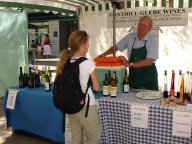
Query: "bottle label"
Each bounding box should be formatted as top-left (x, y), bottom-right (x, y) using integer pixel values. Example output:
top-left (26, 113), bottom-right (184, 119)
top-left (45, 82), bottom-right (50, 90)
top-left (28, 80), bottom-right (34, 87)
top-left (41, 76), bottom-right (45, 85)
top-left (110, 86), bottom-right (117, 97)
top-left (169, 89), bottom-right (175, 102)
top-left (19, 80), bottom-right (24, 86)
top-left (123, 84), bottom-right (129, 92)
top-left (103, 86), bottom-right (109, 96)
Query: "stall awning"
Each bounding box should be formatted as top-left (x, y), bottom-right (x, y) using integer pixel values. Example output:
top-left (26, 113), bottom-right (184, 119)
top-left (80, 0), bottom-right (192, 12)
top-left (0, 0), bottom-right (192, 15)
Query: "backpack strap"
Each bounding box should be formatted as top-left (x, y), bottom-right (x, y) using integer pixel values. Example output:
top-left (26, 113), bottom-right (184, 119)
top-left (85, 77), bottom-right (91, 117)
top-left (73, 57), bottom-right (87, 66)
top-left (72, 57), bottom-right (91, 117)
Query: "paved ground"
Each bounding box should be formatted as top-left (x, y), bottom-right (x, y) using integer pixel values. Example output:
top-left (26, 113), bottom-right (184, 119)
top-left (0, 97), bottom-right (61, 144)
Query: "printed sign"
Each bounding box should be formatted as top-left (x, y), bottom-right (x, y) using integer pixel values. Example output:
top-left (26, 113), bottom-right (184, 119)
top-left (172, 111), bottom-right (192, 138)
top-left (131, 104), bottom-right (149, 129)
top-left (107, 7), bottom-right (188, 28)
top-left (6, 89), bottom-right (19, 110)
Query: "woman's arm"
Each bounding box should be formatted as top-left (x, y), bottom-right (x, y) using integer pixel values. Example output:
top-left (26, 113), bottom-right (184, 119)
top-left (90, 69), bottom-right (99, 92)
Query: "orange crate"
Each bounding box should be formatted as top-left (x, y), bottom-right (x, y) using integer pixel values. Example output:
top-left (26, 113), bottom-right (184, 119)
top-left (94, 56), bottom-right (122, 63)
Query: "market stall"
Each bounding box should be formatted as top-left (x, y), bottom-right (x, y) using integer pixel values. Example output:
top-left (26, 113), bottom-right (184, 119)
top-left (1, 0), bottom-right (192, 144)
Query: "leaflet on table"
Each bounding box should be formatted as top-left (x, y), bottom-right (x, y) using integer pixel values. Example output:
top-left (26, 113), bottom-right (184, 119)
top-left (6, 89), bottom-right (20, 110)
top-left (172, 111), bottom-right (192, 138)
top-left (131, 104), bottom-right (149, 129)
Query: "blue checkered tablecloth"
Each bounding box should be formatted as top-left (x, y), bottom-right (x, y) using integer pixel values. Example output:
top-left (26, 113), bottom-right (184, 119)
top-left (98, 90), bottom-right (192, 144)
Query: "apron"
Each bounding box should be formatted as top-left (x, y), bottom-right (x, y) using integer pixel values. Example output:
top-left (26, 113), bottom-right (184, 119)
top-left (129, 38), bottom-right (158, 90)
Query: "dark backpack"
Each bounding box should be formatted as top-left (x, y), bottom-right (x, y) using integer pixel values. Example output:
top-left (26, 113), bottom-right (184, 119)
top-left (52, 57), bottom-right (91, 117)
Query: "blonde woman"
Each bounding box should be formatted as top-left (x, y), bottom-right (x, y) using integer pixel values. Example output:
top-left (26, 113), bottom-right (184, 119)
top-left (56, 30), bottom-right (101, 144)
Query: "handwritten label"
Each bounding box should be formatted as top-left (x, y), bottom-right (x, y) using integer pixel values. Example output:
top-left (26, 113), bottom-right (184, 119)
top-left (6, 89), bottom-right (19, 110)
top-left (131, 104), bottom-right (149, 129)
top-left (172, 111), bottom-right (192, 138)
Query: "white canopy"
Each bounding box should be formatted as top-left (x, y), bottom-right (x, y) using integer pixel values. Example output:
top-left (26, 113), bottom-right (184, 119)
top-left (0, 0), bottom-right (191, 16)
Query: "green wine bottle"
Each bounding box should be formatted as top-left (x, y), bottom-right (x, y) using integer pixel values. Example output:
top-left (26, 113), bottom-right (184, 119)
top-left (103, 73), bottom-right (110, 96)
top-left (28, 67), bottom-right (34, 88)
top-left (34, 65), bottom-right (40, 87)
top-left (123, 69), bottom-right (129, 93)
top-left (23, 66), bottom-right (29, 87)
top-left (19, 67), bottom-right (25, 88)
top-left (44, 69), bottom-right (51, 91)
top-left (47, 66), bottom-right (52, 85)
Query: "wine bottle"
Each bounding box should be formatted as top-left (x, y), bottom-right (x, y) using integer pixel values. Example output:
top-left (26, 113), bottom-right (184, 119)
top-left (28, 67), bottom-right (34, 88)
top-left (110, 72), bottom-right (117, 98)
top-left (190, 72), bottom-right (192, 104)
top-left (185, 71), bottom-right (191, 103)
top-left (44, 69), bottom-right (51, 91)
top-left (183, 71), bottom-right (190, 104)
top-left (169, 70), bottom-right (175, 102)
top-left (19, 67), bottom-right (25, 88)
top-left (114, 71), bottom-right (118, 92)
top-left (103, 73), bottom-right (110, 96)
top-left (47, 66), bottom-right (52, 85)
top-left (23, 66), bottom-right (29, 87)
top-left (179, 73), bottom-right (185, 105)
top-left (123, 69), bottom-right (129, 93)
top-left (108, 70), bottom-right (112, 84)
top-left (34, 65), bottom-right (40, 87)
top-left (107, 70), bottom-right (112, 90)
top-left (163, 70), bottom-right (168, 100)
top-left (41, 67), bottom-right (46, 86)
top-left (176, 70), bottom-right (182, 99)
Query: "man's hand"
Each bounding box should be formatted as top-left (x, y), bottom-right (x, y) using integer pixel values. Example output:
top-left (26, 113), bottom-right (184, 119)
top-left (119, 56), bottom-right (131, 67)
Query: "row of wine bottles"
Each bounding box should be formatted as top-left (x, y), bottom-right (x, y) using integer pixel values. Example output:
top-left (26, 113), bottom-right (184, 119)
top-left (102, 69), bottom-right (129, 97)
top-left (162, 70), bottom-right (192, 105)
top-left (19, 65), bottom-right (52, 91)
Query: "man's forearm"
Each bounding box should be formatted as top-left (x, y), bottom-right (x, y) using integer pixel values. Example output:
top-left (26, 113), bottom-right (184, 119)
top-left (120, 56), bottom-right (153, 68)
top-left (131, 58), bottom-right (153, 68)
top-left (102, 46), bottom-right (117, 56)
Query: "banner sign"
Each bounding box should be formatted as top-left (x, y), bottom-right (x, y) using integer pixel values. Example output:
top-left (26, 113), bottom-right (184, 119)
top-left (107, 7), bottom-right (188, 28)
top-left (172, 111), bottom-right (192, 138)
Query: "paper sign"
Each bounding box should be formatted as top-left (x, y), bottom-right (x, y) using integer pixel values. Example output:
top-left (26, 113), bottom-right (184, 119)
top-left (131, 104), bottom-right (149, 129)
top-left (6, 89), bottom-right (19, 110)
top-left (172, 111), bottom-right (192, 138)
top-left (187, 104), bottom-right (192, 110)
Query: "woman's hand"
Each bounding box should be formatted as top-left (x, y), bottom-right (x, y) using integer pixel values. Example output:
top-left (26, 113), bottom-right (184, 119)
top-left (119, 56), bottom-right (130, 67)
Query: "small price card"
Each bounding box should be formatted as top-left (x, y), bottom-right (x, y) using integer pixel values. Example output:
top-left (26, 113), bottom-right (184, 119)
top-left (187, 104), bottom-right (192, 110)
top-left (131, 104), bottom-right (149, 129)
top-left (172, 111), bottom-right (192, 138)
top-left (6, 89), bottom-right (19, 110)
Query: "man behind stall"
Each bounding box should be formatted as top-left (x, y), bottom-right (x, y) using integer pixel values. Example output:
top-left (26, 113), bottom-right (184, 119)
top-left (98, 15), bottom-right (159, 90)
